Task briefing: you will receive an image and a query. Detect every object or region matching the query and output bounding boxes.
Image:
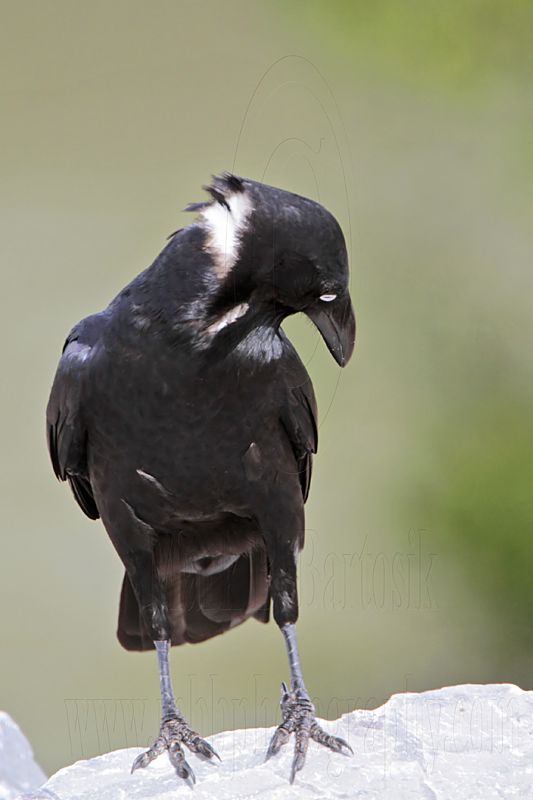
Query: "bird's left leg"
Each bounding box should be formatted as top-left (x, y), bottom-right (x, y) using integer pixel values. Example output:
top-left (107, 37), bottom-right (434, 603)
top-left (265, 532), bottom-right (352, 782)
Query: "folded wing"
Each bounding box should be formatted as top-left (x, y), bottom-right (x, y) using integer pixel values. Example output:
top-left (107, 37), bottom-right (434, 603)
top-left (46, 321), bottom-right (101, 520)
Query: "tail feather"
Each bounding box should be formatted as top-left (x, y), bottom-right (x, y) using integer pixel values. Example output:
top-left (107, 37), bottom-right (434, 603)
top-left (117, 547), bottom-right (270, 652)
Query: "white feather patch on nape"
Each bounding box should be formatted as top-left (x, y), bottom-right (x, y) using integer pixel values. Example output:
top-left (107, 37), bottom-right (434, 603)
top-left (206, 302), bottom-right (249, 335)
top-left (201, 191), bottom-right (253, 279)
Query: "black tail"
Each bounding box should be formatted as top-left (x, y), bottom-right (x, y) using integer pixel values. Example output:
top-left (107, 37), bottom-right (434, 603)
top-left (117, 547), bottom-right (270, 652)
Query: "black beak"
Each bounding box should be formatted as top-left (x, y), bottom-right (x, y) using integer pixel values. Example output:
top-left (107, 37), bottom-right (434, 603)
top-left (306, 293), bottom-right (356, 367)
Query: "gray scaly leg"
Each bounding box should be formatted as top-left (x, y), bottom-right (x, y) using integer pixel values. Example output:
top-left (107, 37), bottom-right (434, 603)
top-left (131, 640), bottom-right (220, 784)
top-left (266, 624), bottom-right (352, 783)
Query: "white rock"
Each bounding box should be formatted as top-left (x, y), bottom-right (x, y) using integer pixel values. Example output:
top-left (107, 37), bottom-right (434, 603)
top-left (0, 712), bottom-right (46, 800)
top-left (13, 684), bottom-right (533, 799)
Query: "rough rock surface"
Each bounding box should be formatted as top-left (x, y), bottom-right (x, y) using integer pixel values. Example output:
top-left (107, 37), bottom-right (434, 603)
top-left (0, 712), bottom-right (46, 800)
top-left (9, 683), bottom-right (533, 799)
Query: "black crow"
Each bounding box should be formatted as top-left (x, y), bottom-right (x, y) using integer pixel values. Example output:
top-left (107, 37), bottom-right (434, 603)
top-left (46, 174), bottom-right (356, 784)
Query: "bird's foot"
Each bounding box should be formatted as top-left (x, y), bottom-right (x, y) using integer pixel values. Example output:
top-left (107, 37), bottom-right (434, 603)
top-left (266, 682), bottom-right (352, 783)
top-left (131, 713), bottom-right (220, 785)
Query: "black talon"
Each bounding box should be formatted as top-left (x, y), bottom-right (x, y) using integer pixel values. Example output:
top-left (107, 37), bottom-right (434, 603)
top-left (179, 764), bottom-right (195, 786)
top-left (192, 738), bottom-right (221, 762)
top-left (131, 752), bottom-right (149, 774)
top-left (310, 723), bottom-right (353, 755)
top-left (333, 736), bottom-right (353, 755)
top-left (265, 724), bottom-right (291, 760)
top-left (290, 740), bottom-right (308, 783)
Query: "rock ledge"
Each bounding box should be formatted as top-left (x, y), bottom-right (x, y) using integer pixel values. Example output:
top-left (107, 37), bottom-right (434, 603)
top-left (9, 683), bottom-right (533, 799)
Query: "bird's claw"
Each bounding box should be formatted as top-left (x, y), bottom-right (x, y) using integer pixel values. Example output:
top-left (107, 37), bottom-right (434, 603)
top-left (310, 723), bottom-right (353, 755)
top-left (266, 684), bottom-right (352, 783)
top-left (266, 722), bottom-right (292, 758)
top-left (131, 714), bottom-right (220, 784)
top-left (131, 738), bottom-right (165, 773)
top-left (188, 735), bottom-right (221, 761)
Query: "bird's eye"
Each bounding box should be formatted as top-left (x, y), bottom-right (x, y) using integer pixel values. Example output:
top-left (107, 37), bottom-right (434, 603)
top-left (320, 293), bottom-right (337, 302)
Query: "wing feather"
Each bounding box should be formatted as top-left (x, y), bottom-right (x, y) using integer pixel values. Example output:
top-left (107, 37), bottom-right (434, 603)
top-left (278, 336), bottom-right (318, 503)
top-left (46, 322), bottom-right (100, 520)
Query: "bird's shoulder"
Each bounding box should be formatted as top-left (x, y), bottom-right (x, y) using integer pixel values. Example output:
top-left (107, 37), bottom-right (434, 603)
top-left (64, 310), bottom-right (107, 350)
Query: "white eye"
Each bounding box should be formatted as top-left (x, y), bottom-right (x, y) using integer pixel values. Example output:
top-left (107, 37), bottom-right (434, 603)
top-left (320, 293), bottom-right (337, 302)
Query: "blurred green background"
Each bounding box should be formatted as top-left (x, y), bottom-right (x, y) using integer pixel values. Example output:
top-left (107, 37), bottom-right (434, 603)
top-left (1, 0), bottom-right (532, 776)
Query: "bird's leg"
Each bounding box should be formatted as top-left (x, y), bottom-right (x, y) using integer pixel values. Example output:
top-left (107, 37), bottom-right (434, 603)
top-left (103, 507), bottom-right (220, 782)
top-left (113, 537), bottom-right (219, 782)
top-left (131, 639), bottom-right (220, 784)
top-left (266, 549), bottom-right (352, 782)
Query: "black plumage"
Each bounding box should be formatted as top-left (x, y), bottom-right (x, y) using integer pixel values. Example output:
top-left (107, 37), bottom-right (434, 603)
top-left (46, 174), bottom-right (356, 783)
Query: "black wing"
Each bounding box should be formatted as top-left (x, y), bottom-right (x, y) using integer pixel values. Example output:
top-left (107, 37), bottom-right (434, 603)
top-left (46, 319), bottom-right (101, 520)
top-left (279, 336), bottom-right (318, 503)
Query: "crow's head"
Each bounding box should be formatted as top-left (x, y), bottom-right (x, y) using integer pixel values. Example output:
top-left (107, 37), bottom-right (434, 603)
top-left (188, 174), bottom-right (356, 366)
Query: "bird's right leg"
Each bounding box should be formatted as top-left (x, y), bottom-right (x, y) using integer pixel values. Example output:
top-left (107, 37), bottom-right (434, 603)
top-left (130, 638), bottom-right (219, 784)
top-left (105, 505), bottom-right (219, 784)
